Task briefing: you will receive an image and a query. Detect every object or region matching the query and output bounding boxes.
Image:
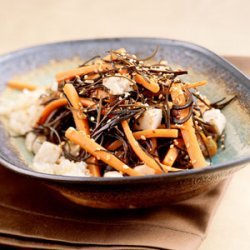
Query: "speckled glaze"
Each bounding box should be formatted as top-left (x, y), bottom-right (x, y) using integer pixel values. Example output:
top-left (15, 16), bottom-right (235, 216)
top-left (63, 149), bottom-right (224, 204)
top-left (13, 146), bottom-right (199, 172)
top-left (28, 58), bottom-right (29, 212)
top-left (0, 38), bottom-right (249, 208)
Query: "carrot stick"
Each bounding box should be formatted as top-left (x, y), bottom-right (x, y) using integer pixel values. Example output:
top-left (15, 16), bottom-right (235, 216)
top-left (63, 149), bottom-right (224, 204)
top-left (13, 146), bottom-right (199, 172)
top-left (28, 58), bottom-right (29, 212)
top-left (107, 140), bottom-right (123, 151)
top-left (184, 80), bottom-right (207, 89)
top-left (65, 128), bottom-right (141, 176)
top-left (7, 81), bottom-right (37, 91)
top-left (56, 63), bottom-right (114, 82)
top-left (86, 156), bottom-right (101, 177)
top-left (63, 84), bottom-right (101, 175)
top-left (86, 73), bottom-right (100, 80)
top-left (170, 84), bottom-right (208, 168)
top-left (63, 84), bottom-right (90, 134)
top-left (37, 98), bottom-right (95, 125)
top-left (121, 120), bottom-right (163, 174)
top-left (38, 99), bottom-right (68, 124)
top-left (162, 146), bottom-right (179, 166)
top-left (162, 139), bottom-right (184, 167)
top-left (107, 129), bottom-right (178, 151)
top-left (134, 74), bottom-right (160, 93)
top-left (133, 129), bottom-right (178, 139)
top-left (79, 98), bottom-right (96, 107)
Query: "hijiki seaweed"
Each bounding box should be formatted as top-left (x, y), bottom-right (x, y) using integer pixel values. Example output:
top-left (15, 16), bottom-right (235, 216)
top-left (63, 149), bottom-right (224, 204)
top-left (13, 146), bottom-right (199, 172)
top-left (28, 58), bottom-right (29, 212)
top-left (26, 48), bottom-right (235, 177)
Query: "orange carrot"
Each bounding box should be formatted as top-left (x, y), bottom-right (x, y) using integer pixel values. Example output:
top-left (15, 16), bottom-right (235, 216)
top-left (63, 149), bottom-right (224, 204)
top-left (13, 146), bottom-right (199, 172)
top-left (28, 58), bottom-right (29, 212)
top-left (37, 98), bottom-right (95, 125)
top-left (184, 80), bottom-right (207, 89)
top-left (170, 84), bottom-right (208, 168)
top-left (162, 146), bottom-right (179, 166)
top-left (134, 74), bottom-right (160, 93)
top-left (79, 98), bottom-right (96, 107)
top-left (65, 128), bottom-right (141, 176)
top-left (7, 81), bottom-right (37, 91)
top-left (56, 63), bottom-right (114, 82)
top-left (86, 73), bottom-right (100, 80)
top-left (121, 120), bottom-right (163, 174)
top-left (162, 139), bottom-right (184, 167)
top-left (63, 84), bottom-right (90, 134)
top-left (133, 129), bottom-right (178, 139)
top-left (107, 129), bottom-right (178, 151)
top-left (38, 99), bottom-right (68, 124)
top-left (107, 140), bottom-right (123, 151)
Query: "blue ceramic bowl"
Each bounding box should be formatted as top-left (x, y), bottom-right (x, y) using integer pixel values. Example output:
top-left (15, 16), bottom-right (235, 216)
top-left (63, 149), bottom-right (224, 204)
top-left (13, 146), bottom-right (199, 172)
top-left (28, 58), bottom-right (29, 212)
top-left (0, 38), bottom-right (249, 208)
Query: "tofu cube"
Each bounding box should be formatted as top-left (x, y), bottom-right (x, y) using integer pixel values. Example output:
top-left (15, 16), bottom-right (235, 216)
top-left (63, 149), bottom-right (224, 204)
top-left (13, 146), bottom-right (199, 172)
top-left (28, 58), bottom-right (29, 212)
top-left (34, 141), bottom-right (62, 164)
top-left (103, 77), bottom-right (133, 95)
top-left (135, 108), bottom-right (162, 130)
top-left (203, 108), bottom-right (226, 135)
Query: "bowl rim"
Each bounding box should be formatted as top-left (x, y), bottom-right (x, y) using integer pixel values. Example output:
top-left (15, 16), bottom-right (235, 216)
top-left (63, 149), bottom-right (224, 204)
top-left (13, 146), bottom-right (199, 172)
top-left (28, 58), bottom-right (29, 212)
top-left (0, 37), bottom-right (249, 184)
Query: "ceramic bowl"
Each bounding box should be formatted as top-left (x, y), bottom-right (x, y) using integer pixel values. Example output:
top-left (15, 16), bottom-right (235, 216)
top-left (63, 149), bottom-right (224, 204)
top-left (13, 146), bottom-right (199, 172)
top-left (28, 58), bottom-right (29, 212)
top-left (0, 38), bottom-right (249, 208)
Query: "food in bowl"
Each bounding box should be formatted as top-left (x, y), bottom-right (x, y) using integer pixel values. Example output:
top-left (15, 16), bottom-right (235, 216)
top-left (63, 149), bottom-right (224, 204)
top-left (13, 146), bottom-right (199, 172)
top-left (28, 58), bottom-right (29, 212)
top-left (0, 48), bottom-right (235, 177)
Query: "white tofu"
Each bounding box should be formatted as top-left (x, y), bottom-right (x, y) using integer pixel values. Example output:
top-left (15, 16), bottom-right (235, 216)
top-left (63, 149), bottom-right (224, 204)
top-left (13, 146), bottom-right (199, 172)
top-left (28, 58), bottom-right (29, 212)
top-left (33, 141), bottom-right (61, 164)
top-left (31, 156), bottom-right (91, 177)
top-left (203, 108), bottom-right (226, 135)
top-left (103, 77), bottom-right (133, 95)
top-left (25, 132), bottom-right (46, 154)
top-left (25, 132), bottom-right (37, 152)
top-left (104, 171), bottom-right (123, 177)
top-left (32, 135), bottom-right (47, 154)
top-left (54, 157), bottom-right (90, 177)
top-left (134, 164), bottom-right (155, 175)
top-left (135, 108), bottom-right (162, 130)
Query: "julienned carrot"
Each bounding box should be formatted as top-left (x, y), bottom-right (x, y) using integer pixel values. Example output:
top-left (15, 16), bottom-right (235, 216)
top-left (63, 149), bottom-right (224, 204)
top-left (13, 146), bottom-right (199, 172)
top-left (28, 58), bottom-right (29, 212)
top-left (63, 84), bottom-right (101, 175)
top-left (56, 63), bottom-right (114, 82)
top-left (107, 129), bottom-right (178, 151)
top-left (134, 74), bottom-right (160, 93)
top-left (133, 129), bottom-right (178, 139)
top-left (65, 128), bottom-right (141, 176)
top-left (162, 147), bottom-right (179, 166)
top-left (184, 80), bottom-right (207, 89)
top-left (38, 99), bottom-right (68, 124)
top-left (80, 98), bottom-right (96, 107)
top-left (7, 81), bottom-right (37, 91)
top-left (121, 120), bottom-right (163, 174)
top-left (86, 156), bottom-right (101, 177)
top-left (86, 73), bottom-right (100, 80)
top-left (170, 84), bottom-right (208, 168)
top-left (106, 140), bottom-right (123, 151)
top-left (37, 98), bottom-right (95, 125)
top-left (63, 84), bottom-right (90, 134)
top-left (162, 139), bottom-right (185, 166)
